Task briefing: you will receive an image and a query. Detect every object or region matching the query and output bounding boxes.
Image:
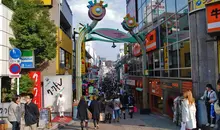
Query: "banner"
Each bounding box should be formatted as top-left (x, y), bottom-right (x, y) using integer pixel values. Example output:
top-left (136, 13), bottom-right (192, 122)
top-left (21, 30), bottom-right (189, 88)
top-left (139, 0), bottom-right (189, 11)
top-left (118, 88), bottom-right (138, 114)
top-left (29, 71), bottom-right (41, 108)
top-left (43, 75), bottom-right (73, 113)
top-left (193, 0), bottom-right (215, 10)
top-left (81, 42), bottom-right (86, 74)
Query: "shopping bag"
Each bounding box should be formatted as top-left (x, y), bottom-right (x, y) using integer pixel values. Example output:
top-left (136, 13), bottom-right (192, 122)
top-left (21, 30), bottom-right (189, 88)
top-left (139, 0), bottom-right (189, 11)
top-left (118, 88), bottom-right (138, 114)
top-left (180, 122), bottom-right (186, 130)
top-left (133, 106), bottom-right (138, 113)
top-left (112, 111), bottom-right (115, 119)
top-left (88, 110), bottom-right (92, 119)
top-left (99, 113), bottom-right (105, 122)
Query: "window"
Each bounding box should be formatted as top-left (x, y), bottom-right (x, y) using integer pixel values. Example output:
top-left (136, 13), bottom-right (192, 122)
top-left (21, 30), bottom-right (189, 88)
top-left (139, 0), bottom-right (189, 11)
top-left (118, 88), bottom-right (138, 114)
top-left (138, 9), bottom-right (143, 24)
top-left (60, 48), bottom-right (71, 69)
top-left (180, 68), bottom-right (191, 78)
top-left (160, 22), bottom-right (167, 47)
top-left (169, 43), bottom-right (178, 68)
top-left (148, 52), bottom-right (154, 70)
top-left (138, 0), bottom-right (142, 9)
top-left (161, 70), bottom-right (168, 77)
top-left (176, 0), bottom-right (188, 12)
top-left (179, 40), bottom-right (191, 67)
top-left (170, 69), bottom-right (178, 77)
top-left (177, 7), bottom-right (189, 41)
top-left (1, 77), bottom-right (11, 102)
top-left (166, 0), bottom-right (176, 13)
top-left (160, 48), bottom-right (164, 69)
top-left (154, 50), bottom-right (160, 68)
top-left (167, 15), bottom-right (177, 44)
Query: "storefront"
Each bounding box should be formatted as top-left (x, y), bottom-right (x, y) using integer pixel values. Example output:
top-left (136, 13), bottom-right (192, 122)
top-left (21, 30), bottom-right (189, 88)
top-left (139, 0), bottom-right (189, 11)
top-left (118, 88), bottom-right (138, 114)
top-left (149, 79), bottom-right (163, 113)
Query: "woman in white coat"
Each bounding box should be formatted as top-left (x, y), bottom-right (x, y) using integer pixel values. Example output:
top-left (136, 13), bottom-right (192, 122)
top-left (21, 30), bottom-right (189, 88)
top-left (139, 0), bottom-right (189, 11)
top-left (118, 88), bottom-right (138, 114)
top-left (182, 90), bottom-right (197, 130)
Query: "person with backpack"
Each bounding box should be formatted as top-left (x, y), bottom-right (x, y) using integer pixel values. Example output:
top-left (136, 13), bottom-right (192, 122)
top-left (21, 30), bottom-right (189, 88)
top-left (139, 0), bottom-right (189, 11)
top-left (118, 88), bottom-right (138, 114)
top-left (201, 84), bottom-right (217, 128)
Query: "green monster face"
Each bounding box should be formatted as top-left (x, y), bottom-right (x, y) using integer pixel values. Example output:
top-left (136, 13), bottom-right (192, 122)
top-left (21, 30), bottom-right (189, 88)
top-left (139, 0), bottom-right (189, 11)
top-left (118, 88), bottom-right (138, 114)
top-left (87, 0), bottom-right (108, 21)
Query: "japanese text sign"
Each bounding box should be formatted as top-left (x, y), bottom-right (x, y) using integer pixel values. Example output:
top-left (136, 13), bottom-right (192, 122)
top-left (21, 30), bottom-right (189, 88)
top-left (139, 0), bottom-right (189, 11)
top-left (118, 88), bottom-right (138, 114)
top-left (29, 71), bottom-right (41, 108)
top-left (206, 1), bottom-right (220, 33)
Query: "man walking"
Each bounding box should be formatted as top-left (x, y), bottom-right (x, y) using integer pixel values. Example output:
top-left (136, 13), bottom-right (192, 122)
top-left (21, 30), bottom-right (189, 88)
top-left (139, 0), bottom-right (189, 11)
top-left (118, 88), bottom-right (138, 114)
top-left (24, 93), bottom-right (39, 130)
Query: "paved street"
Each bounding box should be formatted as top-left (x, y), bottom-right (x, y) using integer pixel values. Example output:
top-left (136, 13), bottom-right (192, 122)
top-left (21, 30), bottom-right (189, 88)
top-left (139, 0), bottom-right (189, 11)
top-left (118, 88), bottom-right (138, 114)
top-left (55, 114), bottom-right (179, 130)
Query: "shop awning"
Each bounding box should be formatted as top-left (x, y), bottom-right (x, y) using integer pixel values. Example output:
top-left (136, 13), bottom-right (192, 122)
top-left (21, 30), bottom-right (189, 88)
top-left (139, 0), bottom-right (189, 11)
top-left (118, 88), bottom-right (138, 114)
top-left (136, 87), bottom-right (143, 92)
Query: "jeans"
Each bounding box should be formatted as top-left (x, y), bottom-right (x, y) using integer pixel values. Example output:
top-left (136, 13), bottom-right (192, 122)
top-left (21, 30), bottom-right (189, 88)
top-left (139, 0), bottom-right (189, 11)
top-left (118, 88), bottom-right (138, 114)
top-left (93, 119), bottom-right (99, 127)
top-left (114, 109), bottom-right (120, 120)
top-left (10, 121), bottom-right (20, 130)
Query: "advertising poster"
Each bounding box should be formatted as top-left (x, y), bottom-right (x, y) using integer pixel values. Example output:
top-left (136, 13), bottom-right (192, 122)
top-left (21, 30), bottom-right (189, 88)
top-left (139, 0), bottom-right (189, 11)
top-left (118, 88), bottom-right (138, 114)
top-left (43, 75), bottom-right (73, 113)
top-left (29, 71), bottom-right (41, 108)
top-left (193, 0), bottom-right (215, 10)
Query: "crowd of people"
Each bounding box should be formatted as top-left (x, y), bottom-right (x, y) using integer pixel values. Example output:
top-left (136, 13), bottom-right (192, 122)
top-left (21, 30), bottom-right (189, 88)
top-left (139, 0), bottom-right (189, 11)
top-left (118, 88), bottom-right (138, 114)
top-left (172, 79), bottom-right (220, 130)
top-left (77, 93), bottom-right (135, 130)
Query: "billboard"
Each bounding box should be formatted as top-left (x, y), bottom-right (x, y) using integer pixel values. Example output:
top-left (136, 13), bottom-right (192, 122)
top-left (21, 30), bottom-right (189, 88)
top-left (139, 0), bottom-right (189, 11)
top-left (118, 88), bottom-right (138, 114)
top-left (43, 75), bottom-right (73, 113)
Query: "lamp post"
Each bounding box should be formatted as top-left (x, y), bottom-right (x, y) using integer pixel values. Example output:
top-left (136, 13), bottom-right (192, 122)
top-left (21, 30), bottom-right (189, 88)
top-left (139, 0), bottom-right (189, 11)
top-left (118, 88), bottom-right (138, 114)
top-left (75, 0), bottom-right (107, 100)
top-left (121, 14), bottom-right (149, 110)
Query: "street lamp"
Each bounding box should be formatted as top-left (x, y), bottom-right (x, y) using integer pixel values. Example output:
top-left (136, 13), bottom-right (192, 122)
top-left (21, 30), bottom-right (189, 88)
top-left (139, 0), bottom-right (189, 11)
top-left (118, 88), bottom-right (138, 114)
top-left (112, 42), bottom-right (116, 48)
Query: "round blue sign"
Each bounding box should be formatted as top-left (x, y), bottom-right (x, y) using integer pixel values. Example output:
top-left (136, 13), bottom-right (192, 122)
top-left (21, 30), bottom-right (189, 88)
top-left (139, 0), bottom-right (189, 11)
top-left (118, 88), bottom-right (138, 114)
top-left (10, 48), bottom-right (21, 59)
top-left (9, 64), bottom-right (21, 74)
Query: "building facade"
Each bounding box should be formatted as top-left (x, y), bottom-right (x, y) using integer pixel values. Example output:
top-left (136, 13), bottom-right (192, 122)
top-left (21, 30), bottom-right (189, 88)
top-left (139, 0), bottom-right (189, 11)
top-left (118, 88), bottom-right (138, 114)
top-left (0, 2), bottom-right (13, 102)
top-left (125, 0), bottom-right (191, 117)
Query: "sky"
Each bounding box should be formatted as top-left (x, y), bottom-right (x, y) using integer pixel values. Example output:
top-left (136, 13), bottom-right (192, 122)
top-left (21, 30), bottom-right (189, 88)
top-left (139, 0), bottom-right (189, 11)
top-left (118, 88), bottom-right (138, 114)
top-left (67, 0), bottom-right (126, 61)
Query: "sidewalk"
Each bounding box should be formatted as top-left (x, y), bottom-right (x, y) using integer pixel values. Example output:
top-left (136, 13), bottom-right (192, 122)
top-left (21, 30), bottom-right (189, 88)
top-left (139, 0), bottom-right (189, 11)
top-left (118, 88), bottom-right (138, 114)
top-left (50, 113), bottom-right (179, 130)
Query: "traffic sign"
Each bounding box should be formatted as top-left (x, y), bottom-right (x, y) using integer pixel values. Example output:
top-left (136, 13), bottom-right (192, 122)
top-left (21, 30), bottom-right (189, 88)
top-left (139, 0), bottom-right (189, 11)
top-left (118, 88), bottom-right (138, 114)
top-left (10, 48), bottom-right (21, 59)
top-left (9, 64), bottom-right (21, 74)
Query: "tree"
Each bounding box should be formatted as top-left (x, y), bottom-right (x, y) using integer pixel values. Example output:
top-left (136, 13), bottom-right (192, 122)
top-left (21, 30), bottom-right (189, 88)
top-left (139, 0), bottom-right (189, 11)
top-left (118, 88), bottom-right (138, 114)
top-left (9, 0), bottom-right (57, 68)
top-left (2, 0), bottom-right (16, 10)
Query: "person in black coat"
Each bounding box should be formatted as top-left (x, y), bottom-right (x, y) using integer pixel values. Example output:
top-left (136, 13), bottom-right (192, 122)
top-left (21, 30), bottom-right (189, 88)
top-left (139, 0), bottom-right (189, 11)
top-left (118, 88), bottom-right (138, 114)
top-left (90, 96), bottom-right (101, 129)
top-left (77, 96), bottom-right (88, 130)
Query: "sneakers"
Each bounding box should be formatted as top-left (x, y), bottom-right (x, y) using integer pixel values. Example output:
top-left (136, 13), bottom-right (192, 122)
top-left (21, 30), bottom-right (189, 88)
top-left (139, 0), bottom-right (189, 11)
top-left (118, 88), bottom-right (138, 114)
top-left (210, 124), bottom-right (215, 127)
top-left (206, 123), bottom-right (210, 126)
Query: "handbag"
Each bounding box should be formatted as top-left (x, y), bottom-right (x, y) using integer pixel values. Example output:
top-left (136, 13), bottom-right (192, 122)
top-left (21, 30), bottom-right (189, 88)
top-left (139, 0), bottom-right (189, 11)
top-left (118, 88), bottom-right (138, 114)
top-left (133, 106), bottom-right (138, 113)
top-left (214, 100), bottom-right (220, 114)
top-left (180, 122), bottom-right (186, 130)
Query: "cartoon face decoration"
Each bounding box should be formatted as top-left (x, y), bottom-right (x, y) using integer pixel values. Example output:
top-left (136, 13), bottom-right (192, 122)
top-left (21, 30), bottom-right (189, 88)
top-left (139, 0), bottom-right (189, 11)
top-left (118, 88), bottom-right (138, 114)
top-left (87, 0), bottom-right (107, 21)
top-left (121, 14), bottom-right (138, 31)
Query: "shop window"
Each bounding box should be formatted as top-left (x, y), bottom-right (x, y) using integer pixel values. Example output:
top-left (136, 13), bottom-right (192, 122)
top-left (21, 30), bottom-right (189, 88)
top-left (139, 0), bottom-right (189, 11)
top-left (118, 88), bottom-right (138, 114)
top-left (166, 0), bottom-right (176, 13)
top-left (60, 48), bottom-right (72, 69)
top-left (169, 69), bottom-right (178, 77)
top-left (160, 22), bottom-right (167, 47)
top-left (1, 77), bottom-right (11, 102)
top-left (161, 70), bottom-right (168, 77)
top-left (154, 50), bottom-right (160, 68)
top-left (148, 52), bottom-right (154, 70)
top-left (176, 0), bottom-right (188, 12)
top-left (179, 40), bottom-right (191, 67)
top-left (155, 70), bottom-right (160, 76)
top-left (177, 7), bottom-right (189, 41)
top-left (180, 68), bottom-right (191, 78)
top-left (169, 43), bottom-right (178, 68)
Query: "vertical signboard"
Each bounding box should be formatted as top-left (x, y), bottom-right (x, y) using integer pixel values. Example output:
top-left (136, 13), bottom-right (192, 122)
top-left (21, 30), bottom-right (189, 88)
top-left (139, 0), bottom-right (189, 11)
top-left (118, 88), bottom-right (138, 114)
top-left (145, 29), bottom-right (159, 52)
top-left (43, 75), bottom-right (72, 113)
top-left (20, 50), bottom-right (35, 69)
top-left (164, 43), bottom-right (168, 71)
top-left (29, 71), bottom-right (41, 108)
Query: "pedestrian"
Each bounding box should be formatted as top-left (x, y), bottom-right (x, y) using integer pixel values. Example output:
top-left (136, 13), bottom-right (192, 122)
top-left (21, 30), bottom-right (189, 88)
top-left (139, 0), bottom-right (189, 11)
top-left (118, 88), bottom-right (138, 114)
top-left (120, 94), bottom-right (126, 119)
top-left (77, 96), bottom-right (89, 130)
top-left (105, 98), bottom-right (114, 123)
top-left (90, 96), bottom-right (101, 129)
top-left (181, 90), bottom-right (196, 130)
top-left (24, 93), bottom-right (39, 130)
top-left (57, 92), bottom-right (65, 118)
top-left (8, 95), bottom-right (21, 130)
top-left (201, 84), bottom-right (217, 127)
top-left (113, 96), bottom-right (121, 122)
top-left (128, 94), bottom-right (135, 118)
top-left (214, 79), bottom-right (220, 129)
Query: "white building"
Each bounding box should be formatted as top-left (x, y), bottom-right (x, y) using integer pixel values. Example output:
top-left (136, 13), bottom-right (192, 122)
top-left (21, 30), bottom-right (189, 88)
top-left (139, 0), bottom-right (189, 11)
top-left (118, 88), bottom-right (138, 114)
top-left (86, 42), bottom-right (99, 66)
top-left (0, 2), bottom-right (13, 101)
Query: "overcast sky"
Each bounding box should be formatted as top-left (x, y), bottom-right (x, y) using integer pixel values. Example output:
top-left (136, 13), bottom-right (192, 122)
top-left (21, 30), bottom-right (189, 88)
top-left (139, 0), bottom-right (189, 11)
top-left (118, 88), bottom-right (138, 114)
top-left (67, 0), bottom-right (126, 61)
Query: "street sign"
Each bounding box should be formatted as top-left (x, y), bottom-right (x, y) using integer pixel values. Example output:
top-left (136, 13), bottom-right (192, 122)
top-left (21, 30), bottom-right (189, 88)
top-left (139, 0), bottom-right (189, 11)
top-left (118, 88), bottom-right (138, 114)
top-left (9, 64), bottom-right (21, 74)
top-left (20, 50), bottom-right (35, 68)
top-left (9, 48), bottom-right (21, 59)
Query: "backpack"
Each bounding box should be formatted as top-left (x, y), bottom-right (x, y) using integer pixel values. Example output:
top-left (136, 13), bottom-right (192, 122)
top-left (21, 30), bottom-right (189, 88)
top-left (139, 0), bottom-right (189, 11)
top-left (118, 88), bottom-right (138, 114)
top-left (214, 100), bottom-right (220, 114)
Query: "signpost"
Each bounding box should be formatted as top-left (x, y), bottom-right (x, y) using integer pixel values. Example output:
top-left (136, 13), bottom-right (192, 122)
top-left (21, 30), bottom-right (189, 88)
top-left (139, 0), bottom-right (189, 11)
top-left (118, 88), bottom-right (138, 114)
top-left (20, 50), bottom-right (35, 68)
top-left (9, 48), bottom-right (22, 95)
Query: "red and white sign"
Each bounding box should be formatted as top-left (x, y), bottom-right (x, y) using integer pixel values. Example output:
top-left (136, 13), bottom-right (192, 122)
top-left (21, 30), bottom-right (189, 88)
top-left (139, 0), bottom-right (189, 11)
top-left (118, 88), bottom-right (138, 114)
top-left (29, 71), bottom-right (41, 108)
top-left (206, 1), bottom-right (220, 33)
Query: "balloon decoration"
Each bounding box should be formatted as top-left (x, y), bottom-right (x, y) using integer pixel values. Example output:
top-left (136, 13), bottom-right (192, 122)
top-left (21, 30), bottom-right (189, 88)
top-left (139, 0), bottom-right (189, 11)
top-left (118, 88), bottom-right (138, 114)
top-left (121, 14), bottom-right (138, 31)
